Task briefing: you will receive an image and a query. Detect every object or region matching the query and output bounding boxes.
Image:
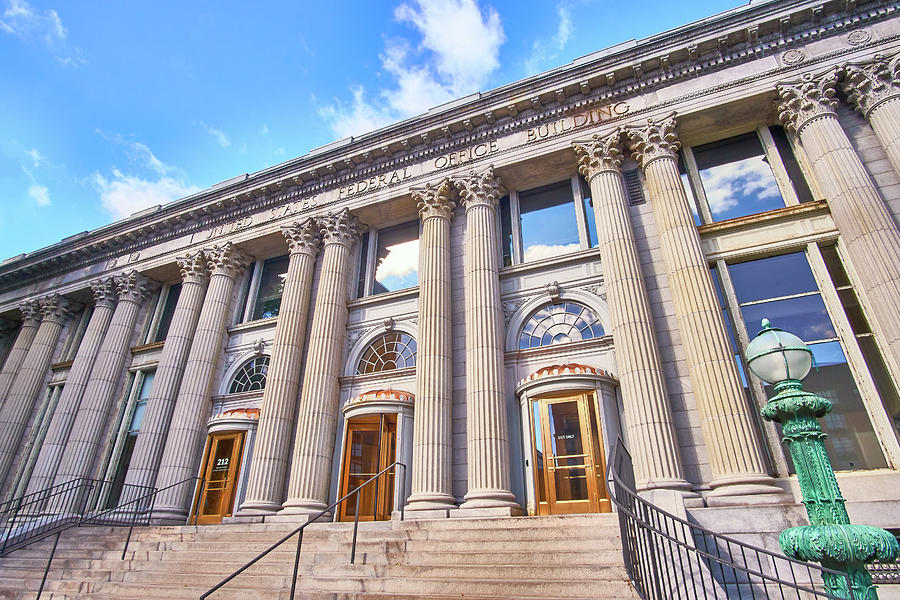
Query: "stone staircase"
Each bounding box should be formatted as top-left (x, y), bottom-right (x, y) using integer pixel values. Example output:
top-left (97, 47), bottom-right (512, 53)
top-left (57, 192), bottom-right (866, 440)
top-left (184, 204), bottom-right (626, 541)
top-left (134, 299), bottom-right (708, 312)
top-left (0, 513), bottom-right (638, 600)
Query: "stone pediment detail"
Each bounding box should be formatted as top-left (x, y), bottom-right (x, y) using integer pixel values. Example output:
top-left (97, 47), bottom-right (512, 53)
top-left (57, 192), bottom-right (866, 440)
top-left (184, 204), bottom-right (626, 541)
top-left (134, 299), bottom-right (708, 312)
top-left (0, 1), bottom-right (895, 295)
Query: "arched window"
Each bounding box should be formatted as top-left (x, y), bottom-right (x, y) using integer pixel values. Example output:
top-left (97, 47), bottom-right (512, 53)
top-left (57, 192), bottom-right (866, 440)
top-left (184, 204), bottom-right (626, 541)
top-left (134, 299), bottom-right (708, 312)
top-left (518, 302), bottom-right (605, 349)
top-left (356, 333), bottom-right (417, 374)
top-left (229, 355), bottom-right (269, 394)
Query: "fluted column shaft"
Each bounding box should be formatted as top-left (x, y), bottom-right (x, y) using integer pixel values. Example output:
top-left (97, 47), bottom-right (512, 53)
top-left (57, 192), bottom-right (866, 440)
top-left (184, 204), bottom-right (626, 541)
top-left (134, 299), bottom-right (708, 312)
top-left (0, 296), bottom-right (76, 486)
top-left (282, 209), bottom-right (360, 516)
top-left (455, 168), bottom-right (520, 512)
top-left (124, 251), bottom-right (210, 493)
top-left (842, 56), bottom-right (900, 179)
top-left (153, 243), bottom-right (250, 522)
top-left (627, 117), bottom-right (781, 501)
top-left (407, 180), bottom-right (457, 511)
top-left (239, 219), bottom-right (320, 515)
top-left (574, 133), bottom-right (690, 492)
top-left (53, 272), bottom-right (154, 489)
top-left (0, 301), bottom-right (42, 404)
top-left (27, 279), bottom-right (118, 493)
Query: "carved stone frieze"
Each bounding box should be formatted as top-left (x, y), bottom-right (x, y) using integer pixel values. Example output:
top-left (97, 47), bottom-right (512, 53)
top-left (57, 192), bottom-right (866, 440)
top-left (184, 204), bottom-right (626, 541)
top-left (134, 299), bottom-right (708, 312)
top-left (776, 70), bottom-right (840, 134)
top-left (115, 270), bottom-right (157, 304)
top-left (319, 208), bottom-right (363, 247)
top-left (346, 327), bottom-right (370, 357)
top-left (842, 54), bottom-right (900, 119)
top-left (578, 282), bottom-right (607, 302)
top-left (624, 114), bottom-right (681, 169)
top-left (90, 277), bottom-right (119, 309)
top-left (502, 297), bottom-right (529, 327)
top-left (177, 250), bottom-right (209, 284)
top-left (38, 294), bottom-right (79, 325)
top-left (19, 299), bottom-right (43, 326)
top-left (282, 217), bottom-right (321, 256)
top-left (414, 178), bottom-right (455, 221)
top-left (205, 242), bottom-right (253, 279)
top-left (573, 130), bottom-right (624, 180)
top-left (453, 166), bottom-right (503, 211)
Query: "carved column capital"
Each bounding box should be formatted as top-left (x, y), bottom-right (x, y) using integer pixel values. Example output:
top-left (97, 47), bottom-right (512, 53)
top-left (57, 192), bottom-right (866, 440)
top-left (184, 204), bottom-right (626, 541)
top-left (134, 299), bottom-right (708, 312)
top-left (115, 270), bottom-right (157, 304)
top-left (414, 178), bottom-right (456, 221)
top-left (842, 55), bottom-right (900, 119)
top-left (204, 242), bottom-right (253, 278)
top-left (282, 218), bottom-right (322, 256)
top-left (177, 250), bottom-right (209, 284)
top-left (18, 299), bottom-right (43, 327)
top-left (574, 130), bottom-right (625, 179)
top-left (776, 70), bottom-right (840, 134)
top-left (91, 277), bottom-right (119, 309)
top-left (319, 208), bottom-right (363, 247)
top-left (38, 294), bottom-right (79, 325)
top-left (624, 114), bottom-right (680, 170)
top-left (453, 166), bottom-right (503, 211)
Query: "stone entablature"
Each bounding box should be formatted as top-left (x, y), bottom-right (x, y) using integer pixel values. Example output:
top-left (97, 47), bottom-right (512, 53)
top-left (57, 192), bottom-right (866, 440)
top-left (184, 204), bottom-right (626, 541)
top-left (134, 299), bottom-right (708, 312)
top-left (0, 0), bottom-right (895, 302)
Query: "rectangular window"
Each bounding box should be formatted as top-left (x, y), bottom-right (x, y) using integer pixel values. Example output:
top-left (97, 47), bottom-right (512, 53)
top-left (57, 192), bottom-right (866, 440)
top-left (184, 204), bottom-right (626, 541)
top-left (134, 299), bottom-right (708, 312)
top-left (251, 255), bottom-right (289, 320)
top-left (153, 283), bottom-right (181, 342)
top-left (106, 371), bottom-right (154, 508)
top-left (60, 306), bottom-right (91, 361)
top-left (357, 220), bottom-right (419, 297)
top-left (727, 252), bottom-right (886, 471)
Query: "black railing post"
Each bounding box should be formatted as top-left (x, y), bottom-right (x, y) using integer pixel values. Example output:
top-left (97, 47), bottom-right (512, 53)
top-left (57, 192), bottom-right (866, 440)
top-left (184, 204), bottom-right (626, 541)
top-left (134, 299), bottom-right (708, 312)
top-left (289, 528), bottom-right (304, 600)
top-left (36, 531), bottom-right (60, 600)
top-left (350, 488), bottom-right (361, 564)
top-left (121, 502), bottom-right (140, 560)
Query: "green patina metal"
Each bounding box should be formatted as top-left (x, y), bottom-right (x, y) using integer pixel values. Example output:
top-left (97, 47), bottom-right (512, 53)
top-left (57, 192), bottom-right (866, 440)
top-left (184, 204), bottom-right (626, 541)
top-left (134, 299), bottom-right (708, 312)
top-left (748, 320), bottom-right (899, 600)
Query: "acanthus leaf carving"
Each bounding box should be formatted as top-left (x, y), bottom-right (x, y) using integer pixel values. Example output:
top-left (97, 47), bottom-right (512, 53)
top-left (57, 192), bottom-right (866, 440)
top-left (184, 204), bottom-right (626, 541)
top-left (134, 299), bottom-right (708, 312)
top-left (204, 242), bottom-right (253, 279)
top-left (282, 217), bottom-right (321, 256)
top-left (624, 114), bottom-right (681, 169)
top-left (776, 70), bottom-right (840, 134)
top-left (453, 166), bottom-right (503, 210)
top-left (38, 294), bottom-right (79, 325)
top-left (19, 299), bottom-right (43, 327)
top-left (841, 54), bottom-right (900, 119)
top-left (115, 270), bottom-right (157, 304)
top-left (177, 250), bottom-right (209, 284)
top-left (90, 277), bottom-right (119, 309)
top-left (573, 130), bottom-right (624, 180)
top-left (413, 178), bottom-right (455, 221)
top-left (319, 208), bottom-right (363, 247)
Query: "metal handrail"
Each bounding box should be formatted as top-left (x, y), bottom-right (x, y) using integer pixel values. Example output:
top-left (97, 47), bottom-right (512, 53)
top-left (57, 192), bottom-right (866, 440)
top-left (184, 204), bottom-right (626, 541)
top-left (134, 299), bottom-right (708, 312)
top-left (200, 461), bottom-right (406, 600)
top-left (606, 437), bottom-right (857, 599)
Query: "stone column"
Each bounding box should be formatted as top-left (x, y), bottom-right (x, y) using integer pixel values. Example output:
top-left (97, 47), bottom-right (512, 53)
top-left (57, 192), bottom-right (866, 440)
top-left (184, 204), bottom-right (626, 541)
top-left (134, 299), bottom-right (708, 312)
top-left (281, 209), bottom-right (361, 516)
top-left (779, 72), bottom-right (900, 399)
top-left (27, 278), bottom-right (118, 494)
top-left (406, 179), bottom-right (457, 513)
top-left (0, 295), bottom-right (78, 486)
top-left (625, 116), bottom-right (783, 504)
top-left (124, 250), bottom-right (210, 493)
top-left (454, 167), bottom-right (521, 514)
top-left (153, 243), bottom-right (251, 523)
top-left (842, 54), bottom-right (900, 178)
top-left (53, 271), bottom-right (155, 488)
top-left (0, 300), bottom-right (42, 403)
top-left (239, 218), bottom-right (320, 515)
top-left (573, 132), bottom-right (692, 494)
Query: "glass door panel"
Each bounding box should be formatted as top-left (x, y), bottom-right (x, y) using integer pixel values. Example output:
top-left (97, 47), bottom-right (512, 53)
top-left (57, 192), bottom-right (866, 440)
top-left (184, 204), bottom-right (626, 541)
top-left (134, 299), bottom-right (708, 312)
top-left (339, 414), bottom-right (397, 521)
top-left (193, 431), bottom-right (245, 525)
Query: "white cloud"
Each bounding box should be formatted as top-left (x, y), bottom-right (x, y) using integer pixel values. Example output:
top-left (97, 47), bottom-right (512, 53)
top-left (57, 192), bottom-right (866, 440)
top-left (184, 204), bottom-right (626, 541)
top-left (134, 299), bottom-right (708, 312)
top-left (319, 0), bottom-right (504, 139)
top-left (25, 147), bottom-right (43, 166)
top-left (523, 242), bottom-right (580, 262)
top-left (94, 170), bottom-right (201, 220)
top-left (375, 238), bottom-right (419, 282)
top-left (701, 157), bottom-right (781, 216)
top-left (28, 184), bottom-right (50, 206)
top-left (1, 0), bottom-right (84, 66)
top-left (524, 4), bottom-right (572, 76)
top-left (200, 122), bottom-right (231, 148)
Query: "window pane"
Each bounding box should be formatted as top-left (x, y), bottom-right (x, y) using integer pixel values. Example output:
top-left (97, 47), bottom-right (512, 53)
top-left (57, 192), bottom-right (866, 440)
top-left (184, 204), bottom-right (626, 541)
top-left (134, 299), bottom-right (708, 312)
top-left (357, 231), bottom-right (370, 298)
top-left (679, 156), bottom-right (702, 226)
top-left (769, 126), bottom-right (814, 204)
top-left (741, 295), bottom-right (835, 343)
top-left (374, 222), bottom-right (419, 294)
top-left (580, 178), bottom-right (598, 248)
top-left (693, 132), bottom-right (785, 221)
top-left (730, 252), bottom-right (819, 303)
top-left (499, 195), bottom-right (513, 267)
top-left (519, 182), bottom-right (580, 263)
top-left (252, 255), bottom-right (289, 320)
top-left (154, 283), bottom-right (182, 342)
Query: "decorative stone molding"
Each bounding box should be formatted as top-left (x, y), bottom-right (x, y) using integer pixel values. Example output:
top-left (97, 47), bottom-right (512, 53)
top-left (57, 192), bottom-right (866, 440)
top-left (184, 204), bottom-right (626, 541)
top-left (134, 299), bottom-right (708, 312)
top-left (177, 250), bottom-right (209, 284)
top-left (347, 389), bottom-right (415, 407)
top-left (251, 338), bottom-right (267, 355)
top-left (776, 70), bottom-right (841, 134)
top-left (573, 130), bottom-right (624, 180)
top-left (38, 294), bottom-right (78, 325)
top-left (18, 299), bottom-right (43, 326)
top-left (453, 166), bottom-right (503, 210)
top-left (781, 49), bottom-right (806, 65)
top-left (501, 298), bottom-right (529, 327)
top-left (204, 242), bottom-right (253, 279)
top-left (90, 277), bottom-right (118, 309)
top-left (114, 270), bottom-right (156, 304)
top-left (319, 208), bottom-right (363, 247)
top-left (847, 29), bottom-right (872, 46)
top-left (414, 178), bottom-right (455, 221)
top-left (518, 363), bottom-right (612, 388)
top-left (842, 54), bottom-right (900, 119)
top-left (281, 217), bottom-right (321, 256)
top-left (624, 114), bottom-right (680, 169)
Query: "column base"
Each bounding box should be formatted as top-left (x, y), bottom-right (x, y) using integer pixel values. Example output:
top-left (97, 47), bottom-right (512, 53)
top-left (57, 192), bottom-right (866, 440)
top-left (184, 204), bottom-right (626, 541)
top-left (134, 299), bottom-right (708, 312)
top-left (278, 498), bottom-right (330, 518)
top-left (150, 505), bottom-right (189, 525)
top-left (458, 489), bottom-right (522, 514)
top-left (636, 478), bottom-right (703, 507)
top-left (405, 491), bottom-right (457, 513)
top-left (235, 499), bottom-right (283, 516)
top-left (706, 474), bottom-right (788, 507)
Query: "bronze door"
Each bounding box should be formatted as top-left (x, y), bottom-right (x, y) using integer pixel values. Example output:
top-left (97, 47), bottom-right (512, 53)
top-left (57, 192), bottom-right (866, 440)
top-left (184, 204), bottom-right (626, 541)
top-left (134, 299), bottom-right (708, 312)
top-left (338, 414), bottom-right (397, 522)
top-left (193, 431), bottom-right (245, 525)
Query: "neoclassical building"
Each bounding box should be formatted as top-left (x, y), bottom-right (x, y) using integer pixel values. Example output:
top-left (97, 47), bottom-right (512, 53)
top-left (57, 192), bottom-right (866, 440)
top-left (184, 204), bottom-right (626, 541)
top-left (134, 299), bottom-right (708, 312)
top-left (1, 0), bottom-right (900, 535)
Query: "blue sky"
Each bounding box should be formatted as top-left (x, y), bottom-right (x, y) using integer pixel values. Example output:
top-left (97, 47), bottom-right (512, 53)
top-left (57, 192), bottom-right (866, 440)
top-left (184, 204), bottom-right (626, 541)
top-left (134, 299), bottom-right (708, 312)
top-left (0, 0), bottom-right (743, 262)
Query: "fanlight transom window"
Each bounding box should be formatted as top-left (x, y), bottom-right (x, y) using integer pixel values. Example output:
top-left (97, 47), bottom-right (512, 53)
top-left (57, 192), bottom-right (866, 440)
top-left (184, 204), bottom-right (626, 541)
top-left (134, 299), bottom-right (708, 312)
top-left (518, 302), bottom-right (605, 349)
top-left (357, 333), bottom-right (417, 374)
top-left (229, 356), bottom-right (269, 394)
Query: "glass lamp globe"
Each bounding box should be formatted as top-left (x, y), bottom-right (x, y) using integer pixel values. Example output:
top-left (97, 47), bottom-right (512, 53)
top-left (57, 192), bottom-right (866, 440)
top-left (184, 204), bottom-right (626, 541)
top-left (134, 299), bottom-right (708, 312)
top-left (745, 318), bottom-right (813, 385)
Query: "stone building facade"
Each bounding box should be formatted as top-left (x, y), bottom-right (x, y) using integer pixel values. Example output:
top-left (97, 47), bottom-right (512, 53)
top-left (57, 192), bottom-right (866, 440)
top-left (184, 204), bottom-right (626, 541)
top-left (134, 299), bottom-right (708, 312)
top-left (1, 0), bottom-right (900, 534)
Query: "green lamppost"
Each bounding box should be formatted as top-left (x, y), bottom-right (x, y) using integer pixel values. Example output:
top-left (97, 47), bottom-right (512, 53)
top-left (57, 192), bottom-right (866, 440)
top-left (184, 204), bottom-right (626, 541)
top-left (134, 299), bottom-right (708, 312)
top-left (745, 319), bottom-right (898, 599)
